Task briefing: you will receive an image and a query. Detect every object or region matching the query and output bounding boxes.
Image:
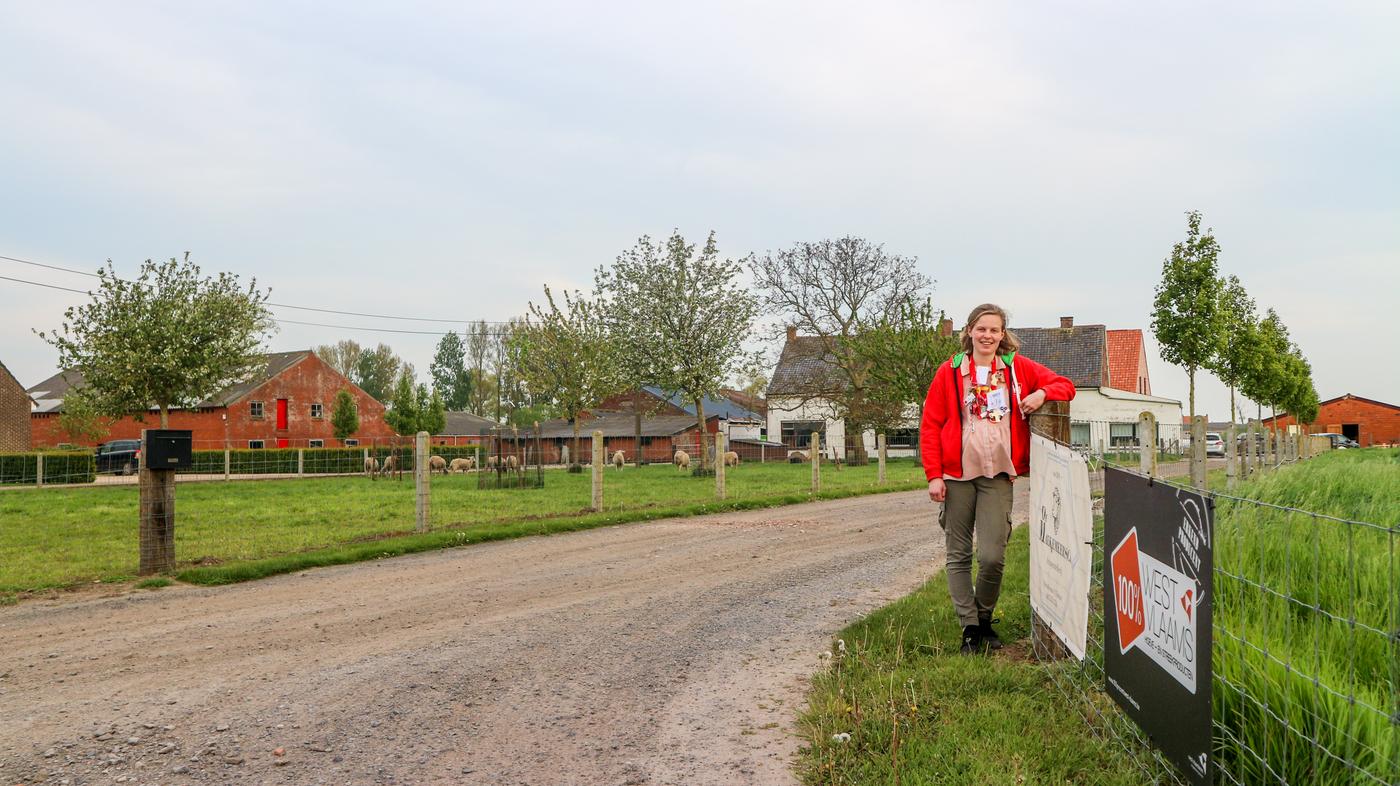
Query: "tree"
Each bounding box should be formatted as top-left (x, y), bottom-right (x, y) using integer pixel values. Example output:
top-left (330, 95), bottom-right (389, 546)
top-left (465, 320), bottom-right (494, 415)
top-left (353, 344), bottom-right (411, 404)
top-left (1208, 275), bottom-right (1262, 424)
top-left (848, 297), bottom-right (960, 465)
top-left (597, 231), bottom-right (757, 471)
top-left (750, 236), bottom-right (929, 463)
top-left (515, 286), bottom-right (620, 467)
top-left (1152, 211), bottom-right (1225, 419)
top-left (418, 384), bottom-right (446, 436)
top-left (384, 372), bottom-right (419, 435)
top-left (330, 389), bottom-right (360, 442)
top-left (430, 332), bottom-right (472, 411)
top-left (38, 255), bottom-right (274, 428)
top-left (314, 340), bottom-right (364, 379)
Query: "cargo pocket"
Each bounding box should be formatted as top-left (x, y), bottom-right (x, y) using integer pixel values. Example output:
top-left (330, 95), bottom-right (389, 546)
top-left (938, 504), bottom-right (947, 531)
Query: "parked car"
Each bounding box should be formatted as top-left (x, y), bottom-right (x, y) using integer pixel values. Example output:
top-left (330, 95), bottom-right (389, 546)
top-left (1313, 433), bottom-right (1360, 450)
top-left (94, 439), bottom-right (142, 475)
top-left (1204, 432), bottom-right (1225, 457)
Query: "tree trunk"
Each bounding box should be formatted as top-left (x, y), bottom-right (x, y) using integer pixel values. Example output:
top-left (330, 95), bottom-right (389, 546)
top-left (913, 403), bottom-right (924, 467)
top-left (572, 417), bottom-right (581, 468)
top-left (695, 397), bottom-right (708, 470)
top-left (1188, 367), bottom-right (1196, 420)
top-left (160, 404), bottom-right (169, 429)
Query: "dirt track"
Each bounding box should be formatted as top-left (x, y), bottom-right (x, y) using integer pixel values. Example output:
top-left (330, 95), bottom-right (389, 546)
top-left (3, 487), bottom-right (1025, 786)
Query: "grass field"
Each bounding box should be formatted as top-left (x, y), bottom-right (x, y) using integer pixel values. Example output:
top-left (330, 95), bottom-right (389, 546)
top-left (0, 459), bottom-right (926, 593)
top-left (797, 527), bottom-right (1157, 786)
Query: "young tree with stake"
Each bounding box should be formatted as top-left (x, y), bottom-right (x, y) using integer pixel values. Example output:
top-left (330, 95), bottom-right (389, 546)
top-left (1152, 211), bottom-right (1225, 420)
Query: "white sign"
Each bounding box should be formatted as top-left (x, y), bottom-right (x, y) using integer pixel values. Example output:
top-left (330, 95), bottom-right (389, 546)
top-left (1028, 434), bottom-right (1093, 659)
top-left (1110, 527), bottom-right (1200, 693)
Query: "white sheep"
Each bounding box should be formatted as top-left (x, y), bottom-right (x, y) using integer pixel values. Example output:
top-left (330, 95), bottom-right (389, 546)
top-left (380, 453), bottom-right (399, 478)
top-left (673, 450), bottom-right (691, 471)
top-left (449, 457), bottom-right (474, 473)
top-left (612, 450), bottom-right (625, 469)
top-left (723, 451), bottom-right (740, 467)
top-left (364, 456), bottom-right (379, 479)
top-left (504, 455), bottom-right (519, 471)
top-left (429, 455), bottom-right (448, 475)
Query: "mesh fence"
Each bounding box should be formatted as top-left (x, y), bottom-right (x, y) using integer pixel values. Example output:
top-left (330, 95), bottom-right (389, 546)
top-left (1029, 418), bottom-right (1398, 786)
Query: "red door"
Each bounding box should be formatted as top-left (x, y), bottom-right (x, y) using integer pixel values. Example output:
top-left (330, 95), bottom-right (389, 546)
top-left (277, 438), bottom-right (289, 448)
top-left (276, 399), bottom-right (289, 430)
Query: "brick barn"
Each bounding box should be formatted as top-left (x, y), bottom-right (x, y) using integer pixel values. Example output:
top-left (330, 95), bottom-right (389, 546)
top-left (497, 411), bottom-right (707, 465)
top-left (1263, 393), bottom-right (1400, 447)
top-left (28, 350), bottom-right (397, 449)
top-left (0, 360), bottom-right (33, 451)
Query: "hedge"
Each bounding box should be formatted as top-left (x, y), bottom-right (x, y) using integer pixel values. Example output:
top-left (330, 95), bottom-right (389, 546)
top-left (0, 451), bottom-right (97, 485)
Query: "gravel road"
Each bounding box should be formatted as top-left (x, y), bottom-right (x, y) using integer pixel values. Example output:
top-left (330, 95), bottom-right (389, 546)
top-left (3, 486), bottom-right (1036, 786)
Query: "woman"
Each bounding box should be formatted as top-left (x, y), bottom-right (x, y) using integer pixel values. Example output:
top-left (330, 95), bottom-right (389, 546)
top-left (919, 304), bottom-right (1075, 654)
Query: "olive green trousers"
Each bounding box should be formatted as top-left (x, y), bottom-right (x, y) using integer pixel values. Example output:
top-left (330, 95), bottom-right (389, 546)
top-left (940, 474), bottom-right (1014, 628)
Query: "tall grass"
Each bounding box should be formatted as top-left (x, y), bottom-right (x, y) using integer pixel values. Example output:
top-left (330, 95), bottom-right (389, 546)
top-left (1213, 448), bottom-right (1398, 784)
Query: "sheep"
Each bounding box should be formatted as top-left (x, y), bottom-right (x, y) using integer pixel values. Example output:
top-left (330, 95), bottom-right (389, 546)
top-left (673, 450), bottom-right (691, 471)
top-left (484, 455), bottom-right (500, 470)
top-left (723, 451), bottom-right (740, 467)
top-left (612, 450), bottom-right (625, 469)
top-left (380, 453), bottom-right (399, 478)
top-left (504, 455), bottom-right (520, 471)
top-left (449, 457), bottom-right (474, 474)
top-left (364, 456), bottom-right (379, 479)
top-left (788, 451), bottom-right (809, 464)
top-left (429, 455), bottom-right (448, 475)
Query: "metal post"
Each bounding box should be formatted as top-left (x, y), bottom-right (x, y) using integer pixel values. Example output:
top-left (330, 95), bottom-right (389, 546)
top-left (1138, 412), bottom-right (1158, 478)
top-left (1190, 415), bottom-right (1207, 490)
top-left (715, 432), bottom-right (726, 500)
top-left (877, 433), bottom-right (887, 484)
top-left (414, 431), bottom-right (429, 533)
top-left (591, 430), bottom-right (604, 511)
top-left (811, 432), bottom-right (821, 493)
top-left (35, 453), bottom-right (43, 488)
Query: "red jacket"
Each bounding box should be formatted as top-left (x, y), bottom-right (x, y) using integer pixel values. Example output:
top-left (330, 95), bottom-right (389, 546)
top-left (919, 352), bottom-right (1075, 481)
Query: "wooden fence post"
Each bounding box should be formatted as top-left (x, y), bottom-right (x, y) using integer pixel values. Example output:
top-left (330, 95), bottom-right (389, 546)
top-left (1029, 400), bottom-right (1070, 660)
top-left (591, 430), bottom-right (604, 511)
top-left (138, 430), bottom-right (176, 575)
top-left (715, 432), bottom-right (727, 500)
top-left (415, 431), bottom-right (429, 532)
top-left (877, 433), bottom-right (887, 484)
top-left (35, 453), bottom-right (43, 488)
top-left (1138, 411), bottom-right (1158, 478)
top-left (297, 448), bottom-right (304, 477)
top-left (1190, 415), bottom-right (1207, 490)
top-left (811, 432), bottom-right (821, 493)
top-left (1225, 422), bottom-right (1237, 489)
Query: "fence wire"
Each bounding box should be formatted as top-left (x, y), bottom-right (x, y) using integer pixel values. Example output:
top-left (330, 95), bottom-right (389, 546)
top-left (1029, 417), bottom-right (1398, 786)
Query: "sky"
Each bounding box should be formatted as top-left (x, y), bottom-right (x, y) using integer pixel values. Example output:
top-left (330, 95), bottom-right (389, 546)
top-left (2, 1), bottom-right (1397, 422)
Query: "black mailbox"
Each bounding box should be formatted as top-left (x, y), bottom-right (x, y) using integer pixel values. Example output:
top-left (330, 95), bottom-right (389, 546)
top-left (142, 429), bottom-right (192, 470)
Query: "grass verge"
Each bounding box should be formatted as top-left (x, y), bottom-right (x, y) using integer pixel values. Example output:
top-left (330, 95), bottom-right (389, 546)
top-left (796, 528), bottom-right (1155, 785)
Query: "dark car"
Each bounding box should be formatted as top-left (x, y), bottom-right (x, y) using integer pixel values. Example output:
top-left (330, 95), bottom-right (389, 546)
top-left (1314, 433), bottom-right (1361, 450)
top-left (94, 439), bottom-right (142, 475)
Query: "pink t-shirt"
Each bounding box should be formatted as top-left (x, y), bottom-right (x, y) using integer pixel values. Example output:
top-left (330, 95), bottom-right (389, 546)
top-left (942, 356), bottom-right (1017, 481)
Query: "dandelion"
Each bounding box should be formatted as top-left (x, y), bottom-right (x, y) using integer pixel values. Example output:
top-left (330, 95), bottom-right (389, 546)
top-left (836, 638), bottom-right (847, 654)
top-left (831, 732), bottom-right (851, 743)
top-left (819, 651), bottom-right (831, 660)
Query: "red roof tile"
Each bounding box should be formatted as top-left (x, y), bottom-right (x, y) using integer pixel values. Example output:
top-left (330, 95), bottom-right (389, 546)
top-left (1106, 329), bottom-right (1146, 394)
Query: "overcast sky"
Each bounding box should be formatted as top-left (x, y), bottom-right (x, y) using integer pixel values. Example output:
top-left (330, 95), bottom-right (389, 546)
top-left (2, 2), bottom-right (1397, 422)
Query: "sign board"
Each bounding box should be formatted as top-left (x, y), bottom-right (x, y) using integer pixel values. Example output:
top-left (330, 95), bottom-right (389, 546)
top-left (1103, 466), bottom-right (1213, 785)
top-left (1028, 433), bottom-right (1092, 659)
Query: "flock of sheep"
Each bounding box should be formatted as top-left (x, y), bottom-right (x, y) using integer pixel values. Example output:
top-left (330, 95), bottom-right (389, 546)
top-left (361, 448), bottom-right (743, 479)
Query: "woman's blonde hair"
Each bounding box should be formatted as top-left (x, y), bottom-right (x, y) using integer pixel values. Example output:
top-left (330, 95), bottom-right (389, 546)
top-left (960, 303), bottom-right (1021, 355)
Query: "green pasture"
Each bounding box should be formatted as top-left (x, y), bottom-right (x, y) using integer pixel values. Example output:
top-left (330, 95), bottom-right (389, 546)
top-left (0, 459), bottom-right (926, 593)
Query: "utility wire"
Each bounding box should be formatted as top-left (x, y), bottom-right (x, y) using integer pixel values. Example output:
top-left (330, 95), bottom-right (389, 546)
top-left (0, 252), bottom-right (514, 326)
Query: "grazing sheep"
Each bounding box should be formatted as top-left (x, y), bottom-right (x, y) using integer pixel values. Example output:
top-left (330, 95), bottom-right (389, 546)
top-left (788, 451), bottom-right (809, 464)
top-left (505, 455), bottom-right (520, 471)
top-left (723, 451), bottom-right (740, 467)
top-left (429, 455), bottom-right (447, 475)
top-left (673, 450), bottom-right (691, 471)
top-left (612, 450), bottom-right (625, 469)
top-left (364, 456), bottom-right (379, 479)
top-left (484, 455), bottom-right (500, 469)
top-left (380, 453), bottom-right (399, 478)
top-left (449, 457), bottom-right (474, 473)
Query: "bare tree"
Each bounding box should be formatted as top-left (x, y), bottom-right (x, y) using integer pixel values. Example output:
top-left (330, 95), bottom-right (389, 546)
top-left (750, 237), bottom-right (930, 463)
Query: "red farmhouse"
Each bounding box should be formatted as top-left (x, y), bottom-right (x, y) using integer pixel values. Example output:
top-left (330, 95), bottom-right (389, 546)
top-left (28, 350), bottom-right (397, 450)
top-left (1262, 393), bottom-right (1400, 448)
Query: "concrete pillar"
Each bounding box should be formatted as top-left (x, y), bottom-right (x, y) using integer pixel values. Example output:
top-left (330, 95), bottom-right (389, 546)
top-left (415, 432), bottom-right (429, 532)
top-left (297, 448), bottom-right (305, 477)
top-left (715, 432), bottom-right (727, 500)
top-left (591, 430), bottom-right (604, 511)
top-left (811, 432), bottom-right (821, 493)
top-left (877, 433), bottom-right (887, 484)
top-left (1138, 412), bottom-right (1158, 478)
top-left (35, 453), bottom-right (43, 488)
top-left (1190, 415), bottom-right (1207, 490)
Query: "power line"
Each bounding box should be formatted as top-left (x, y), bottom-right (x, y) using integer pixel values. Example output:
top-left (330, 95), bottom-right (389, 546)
top-left (0, 252), bottom-right (515, 326)
top-left (0, 274), bottom-right (90, 295)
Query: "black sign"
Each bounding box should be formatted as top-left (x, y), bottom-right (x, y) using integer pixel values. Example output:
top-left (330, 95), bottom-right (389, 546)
top-left (1103, 467), bottom-right (1213, 785)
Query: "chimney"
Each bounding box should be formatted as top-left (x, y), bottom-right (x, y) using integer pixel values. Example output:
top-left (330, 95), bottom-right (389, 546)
top-left (786, 325), bottom-right (797, 342)
top-left (938, 318), bottom-right (954, 338)
top-left (1060, 316), bottom-right (1074, 329)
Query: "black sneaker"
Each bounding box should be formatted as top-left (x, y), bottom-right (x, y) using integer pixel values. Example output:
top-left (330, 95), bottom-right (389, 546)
top-left (979, 616), bottom-right (1003, 650)
top-left (959, 625), bottom-right (985, 655)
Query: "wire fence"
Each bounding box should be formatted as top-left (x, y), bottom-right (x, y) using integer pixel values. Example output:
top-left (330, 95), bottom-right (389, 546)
top-left (1029, 416), bottom-right (1398, 786)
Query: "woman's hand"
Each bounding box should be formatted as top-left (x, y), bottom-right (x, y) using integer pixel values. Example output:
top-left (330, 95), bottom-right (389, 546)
top-left (928, 478), bottom-right (946, 503)
top-left (1020, 389), bottom-right (1047, 415)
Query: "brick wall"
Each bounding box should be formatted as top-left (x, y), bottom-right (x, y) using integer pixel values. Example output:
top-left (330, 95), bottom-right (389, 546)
top-left (0, 363), bottom-right (30, 451)
top-left (1263, 395), bottom-right (1400, 447)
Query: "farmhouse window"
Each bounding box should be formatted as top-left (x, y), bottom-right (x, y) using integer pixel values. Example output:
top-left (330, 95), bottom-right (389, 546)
top-left (310, 403), bottom-right (323, 419)
top-left (1070, 422), bottom-right (1091, 447)
top-left (308, 439), bottom-right (324, 448)
top-left (250, 401), bottom-right (264, 419)
top-left (344, 439), bottom-right (359, 447)
top-left (248, 439), bottom-right (265, 449)
top-left (1109, 422), bottom-right (1137, 447)
top-left (885, 428), bottom-right (917, 448)
top-left (781, 420), bottom-right (825, 448)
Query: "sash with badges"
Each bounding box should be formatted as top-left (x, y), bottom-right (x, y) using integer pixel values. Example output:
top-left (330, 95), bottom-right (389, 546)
top-left (966, 365), bottom-right (1009, 422)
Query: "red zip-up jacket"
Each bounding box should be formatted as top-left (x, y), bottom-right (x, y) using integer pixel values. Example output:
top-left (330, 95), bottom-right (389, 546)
top-left (919, 352), bottom-right (1075, 481)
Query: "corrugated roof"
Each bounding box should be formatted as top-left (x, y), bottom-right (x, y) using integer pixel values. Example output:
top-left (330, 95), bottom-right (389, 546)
top-left (1013, 325), bottom-right (1107, 389)
top-left (767, 336), bottom-right (848, 397)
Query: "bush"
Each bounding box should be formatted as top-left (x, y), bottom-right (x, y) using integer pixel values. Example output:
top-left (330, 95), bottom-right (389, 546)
top-left (0, 451), bottom-right (97, 485)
